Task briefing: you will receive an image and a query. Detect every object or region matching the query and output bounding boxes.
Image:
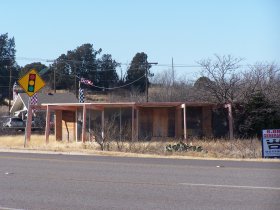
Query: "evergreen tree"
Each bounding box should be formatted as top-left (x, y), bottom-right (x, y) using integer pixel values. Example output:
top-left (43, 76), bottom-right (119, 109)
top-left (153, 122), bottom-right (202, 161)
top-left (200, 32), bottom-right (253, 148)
top-left (50, 44), bottom-right (102, 91)
top-left (0, 33), bottom-right (17, 102)
top-left (125, 52), bottom-right (151, 92)
top-left (97, 54), bottom-right (119, 90)
top-left (19, 62), bottom-right (47, 78)
top-left (236, 92), bottom-right (280, 138)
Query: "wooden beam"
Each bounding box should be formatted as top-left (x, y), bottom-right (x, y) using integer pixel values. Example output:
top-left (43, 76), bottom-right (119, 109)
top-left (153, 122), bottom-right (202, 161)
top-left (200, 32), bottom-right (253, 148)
top-left (119, 108), bottom-right (122, 141)
top-left (46, 106), bottom-right (77, 111)
top-left (225, 103), bottom-right (234, 140)
top-left (175, 106), bottom-right (182, 138)
top-left (25, 99), bottom-right (32, 144)
top-left (82, 104), bottom-right (87, 143)
top-left (131, 107), bottom-right (135, 141)
top-left (101, 110), bottom-right (105, 140)
top-left (88, 105), bottom-right (104, 111)
top-left (183, 104), bottom-right (187, 141)
top-left (55, 110), bottom-right (62, 141)
top-left (136, 109), bottom-right (139, 140)
top-left (45, 105), bottom-right (51, 144)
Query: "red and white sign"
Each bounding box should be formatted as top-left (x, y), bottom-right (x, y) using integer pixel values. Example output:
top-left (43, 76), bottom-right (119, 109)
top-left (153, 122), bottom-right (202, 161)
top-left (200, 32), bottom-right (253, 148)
top-left (262, 129), bottom-right (280, 158)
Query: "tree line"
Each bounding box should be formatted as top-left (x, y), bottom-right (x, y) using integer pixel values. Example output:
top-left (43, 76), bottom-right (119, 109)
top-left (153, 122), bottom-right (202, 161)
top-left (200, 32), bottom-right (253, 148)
top-left (150, 54), bottom-right (280, 138)
top-left (1, 33), bottom-right (280, 138)
top-left (0, 33), bottom-right (153, 97)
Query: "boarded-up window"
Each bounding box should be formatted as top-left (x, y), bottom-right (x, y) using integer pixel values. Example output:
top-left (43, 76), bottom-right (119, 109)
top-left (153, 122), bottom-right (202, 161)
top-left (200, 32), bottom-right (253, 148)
top-left (62, 110), bottom-right (76, 142)
top-left (139, 108), bottom-right (153, 140)
top-left (186, 107), bottom-right (202, 137)
top-left (168, 108), bottom-right (175, 137)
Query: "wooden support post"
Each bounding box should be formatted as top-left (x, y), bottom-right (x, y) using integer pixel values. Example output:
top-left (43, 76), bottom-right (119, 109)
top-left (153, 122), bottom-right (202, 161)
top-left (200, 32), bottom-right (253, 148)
top-left (182, 103), bottom-right (187, 141)
top-left (202, 106), bottom-right (213, 138)
top-left (82, 104), bottom-right (87, 143)
top-left (45, 105), bottom-right (51, 144)
top-left (132, 107), bottom-right (135, 141)
top-left (24, 98), bottom-right (32, 147)
top-left (175, 106), bottom-right (182, 138)
top-left (225, 103), bottom-right (234, 140)
top-left (89, 109), bottom-right (91, 141)
top-left (119, 108), bottom-right (122, 142)
top-left (136, 108), bottom-right (139, 141)
top-left (101, 110), bottom-right (105, 140)
top-left (55, 110), bottom-right (62, 141)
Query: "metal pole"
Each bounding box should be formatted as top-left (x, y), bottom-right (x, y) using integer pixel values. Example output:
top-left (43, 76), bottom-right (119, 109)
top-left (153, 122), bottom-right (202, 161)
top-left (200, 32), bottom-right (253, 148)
top-left (24, 97), bottom-right (31, 147)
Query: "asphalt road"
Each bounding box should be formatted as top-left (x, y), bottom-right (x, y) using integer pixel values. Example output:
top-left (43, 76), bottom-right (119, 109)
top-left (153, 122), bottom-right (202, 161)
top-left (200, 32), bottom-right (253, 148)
top-left (0, 152), bottom-right (279, 210)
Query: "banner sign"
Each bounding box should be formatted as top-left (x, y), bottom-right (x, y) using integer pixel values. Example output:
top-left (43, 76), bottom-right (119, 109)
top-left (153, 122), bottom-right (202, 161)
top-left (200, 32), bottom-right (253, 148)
top-left (262, 129), bottom-right (280, 158)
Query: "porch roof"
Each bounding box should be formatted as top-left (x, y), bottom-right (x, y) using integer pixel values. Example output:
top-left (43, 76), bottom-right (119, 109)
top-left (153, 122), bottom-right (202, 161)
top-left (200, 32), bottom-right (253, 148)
top-left (37, 101), bottom-right (217, 110)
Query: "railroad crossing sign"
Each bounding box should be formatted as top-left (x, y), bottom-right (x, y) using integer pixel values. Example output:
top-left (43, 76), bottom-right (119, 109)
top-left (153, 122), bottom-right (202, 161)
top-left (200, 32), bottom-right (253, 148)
top-left (18, 69), bottom-right (45, 97)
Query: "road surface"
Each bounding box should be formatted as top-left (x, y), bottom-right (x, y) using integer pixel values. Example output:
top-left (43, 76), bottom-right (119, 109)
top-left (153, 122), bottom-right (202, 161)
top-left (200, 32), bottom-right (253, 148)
top-left (0, 152), bottom-right (279, 210)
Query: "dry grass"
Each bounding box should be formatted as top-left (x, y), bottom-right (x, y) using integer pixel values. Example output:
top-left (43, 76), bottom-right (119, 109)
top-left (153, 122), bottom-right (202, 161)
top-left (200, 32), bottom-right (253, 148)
top-left (0, 135), bottom-right (267, 160)
top-left (188, 138), bottom-right (262, 159)
top-left (0, 135), bottom-right (98, 153)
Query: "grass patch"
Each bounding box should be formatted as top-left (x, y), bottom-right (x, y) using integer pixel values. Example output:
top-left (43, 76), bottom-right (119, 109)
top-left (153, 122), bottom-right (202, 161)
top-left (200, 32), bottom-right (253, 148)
top-left (0, 135), bottom-right (266, 159)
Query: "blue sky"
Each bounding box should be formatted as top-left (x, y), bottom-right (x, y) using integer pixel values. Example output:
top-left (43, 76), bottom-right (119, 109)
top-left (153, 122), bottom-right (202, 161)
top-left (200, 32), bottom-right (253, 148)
top-left (1, 0), bottom-right (279, 79)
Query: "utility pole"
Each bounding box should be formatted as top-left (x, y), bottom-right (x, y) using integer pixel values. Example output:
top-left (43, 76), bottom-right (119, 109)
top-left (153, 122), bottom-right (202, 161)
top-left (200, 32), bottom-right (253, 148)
top-left (53, 67), bottom-right (56, 93)
top-left (145, 61), bottom-right (158, 102)
top-left (172, 57), bottom-right (174, 86)
top-left (46, 59), bottom-right (56, 93)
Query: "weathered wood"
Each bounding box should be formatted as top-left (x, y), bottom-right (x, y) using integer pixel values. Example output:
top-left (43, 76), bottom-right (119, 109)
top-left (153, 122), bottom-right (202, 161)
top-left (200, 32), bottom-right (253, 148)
top-left (136, 109), bottom-right (139, 140)
top-left (26, 100), bottom-right (32, 144)
top-left (175, 107), bottom-right (182, 138)
top-left (132, 107), bottom-right (135, 140)
top-left (101, 110), bottom-right (105, 139)
top-left (182, 104), bottom-right (187, 140)
top-left (45, 105), bottom-right (51, 144)
top-left (153, 108), bottom-right (168, 137)
top-left (55, 110), bottom-right (62, 141)
top-left (202, 106), bottom-right (212, 137)
top-left (82, 104), bottom-right (87, 143)
top-left (62, 111), bottom-right (76, 142)
top-left (225, 103), bottom-right (233, 140)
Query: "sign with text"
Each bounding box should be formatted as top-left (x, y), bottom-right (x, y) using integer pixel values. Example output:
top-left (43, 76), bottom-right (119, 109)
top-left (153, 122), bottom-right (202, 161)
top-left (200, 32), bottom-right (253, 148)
top-left (18, 69), bottom-right (45, 97)
top-left (262, 129), bottom-right (280, 158)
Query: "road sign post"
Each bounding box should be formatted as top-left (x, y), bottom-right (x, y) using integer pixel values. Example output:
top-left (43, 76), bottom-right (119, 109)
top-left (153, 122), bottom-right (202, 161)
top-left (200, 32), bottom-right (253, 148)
top-left (18, 69), bottom-right (45, 146)
top-left (18, 69), bottom-right (45, 97)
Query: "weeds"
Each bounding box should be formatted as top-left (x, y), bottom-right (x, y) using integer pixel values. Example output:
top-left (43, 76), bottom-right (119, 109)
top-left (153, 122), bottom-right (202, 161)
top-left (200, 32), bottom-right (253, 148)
top-left (0, 134), bottom-right (264, 159)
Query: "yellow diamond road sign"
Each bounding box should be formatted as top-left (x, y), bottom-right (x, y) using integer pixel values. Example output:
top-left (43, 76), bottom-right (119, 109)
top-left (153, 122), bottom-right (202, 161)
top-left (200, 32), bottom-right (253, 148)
top-left (18, 69), bottom-right (45, 97)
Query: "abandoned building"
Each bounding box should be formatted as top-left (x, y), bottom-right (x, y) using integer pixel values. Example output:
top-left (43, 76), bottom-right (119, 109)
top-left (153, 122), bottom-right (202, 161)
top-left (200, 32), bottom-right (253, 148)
top-left (25, 102), bottom-right (232, 143)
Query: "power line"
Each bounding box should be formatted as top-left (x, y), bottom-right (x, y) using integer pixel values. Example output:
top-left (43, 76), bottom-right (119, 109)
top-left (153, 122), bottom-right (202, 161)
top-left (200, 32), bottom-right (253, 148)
top-left (15, 56), bottom-right (278, 68)
top-left (83, 74), bottom-right (146, 90)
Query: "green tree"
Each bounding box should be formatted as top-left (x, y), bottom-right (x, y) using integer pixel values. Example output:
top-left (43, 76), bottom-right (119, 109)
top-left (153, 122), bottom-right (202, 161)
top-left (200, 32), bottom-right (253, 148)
top-left (0, 33), bottom-right (17, 102)
top-left (235, 92), bottom-right (280, 138)
top-left (19, 62), bottom-right (47, 77)
top-left (50, 44), bottom-right (102, 91)
top-left (97, 54), bottom-right (119, 90)
top-left (125, 52), bottom-right (151, 92)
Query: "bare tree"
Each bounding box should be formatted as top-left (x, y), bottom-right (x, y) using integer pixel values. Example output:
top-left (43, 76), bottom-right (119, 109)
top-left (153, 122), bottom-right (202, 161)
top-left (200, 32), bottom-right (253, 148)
top-left (240, 63), bottom-right (280, 103)
top-left (149, 69), bottom-right (194, 102)
top-left (197, 54), bottom-right (244, 103)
